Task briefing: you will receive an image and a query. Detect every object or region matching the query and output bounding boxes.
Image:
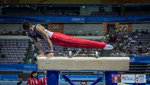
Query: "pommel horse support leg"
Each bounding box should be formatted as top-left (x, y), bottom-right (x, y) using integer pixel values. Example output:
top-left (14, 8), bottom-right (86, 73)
top-left (37, 57), bottom-right (130, 85)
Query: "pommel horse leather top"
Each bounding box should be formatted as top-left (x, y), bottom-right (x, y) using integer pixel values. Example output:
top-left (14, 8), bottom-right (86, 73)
top-left (37, 57), bottom-right (130, 71)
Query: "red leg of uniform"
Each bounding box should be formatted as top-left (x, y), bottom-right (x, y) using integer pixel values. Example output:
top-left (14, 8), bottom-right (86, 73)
top-left (51, 32), bottom-right (113, 50)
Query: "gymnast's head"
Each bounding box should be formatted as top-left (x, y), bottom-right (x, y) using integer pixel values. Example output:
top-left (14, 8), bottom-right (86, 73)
top-left (80, 81), bottom-right (87, 85)
top-left (22, 22), bottom-right (34, 33)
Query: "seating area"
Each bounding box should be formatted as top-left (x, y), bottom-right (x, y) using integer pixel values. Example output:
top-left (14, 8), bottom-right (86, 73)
top-left (0, 39), bottom-right (30, 64)
top-left (110, 32), bottom-right (150, 57)
top-left (90, 11), bottom-right (150, 17)
top-left (3, 11), bottom-right (79, 16)
top-left (90, 12), bottom-right (118, 17)
top-left (3, 10), bottom-right (150, 17)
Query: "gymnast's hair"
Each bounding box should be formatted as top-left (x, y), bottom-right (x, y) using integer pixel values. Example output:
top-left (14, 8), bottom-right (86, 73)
top-left (22, 22), bottom-right (33, 30)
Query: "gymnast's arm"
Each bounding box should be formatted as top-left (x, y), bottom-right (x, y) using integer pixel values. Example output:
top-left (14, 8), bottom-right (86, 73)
top-left (26, 32), bottom-right (45, 55)
top-left (36, 25), bottom-right (54, 52)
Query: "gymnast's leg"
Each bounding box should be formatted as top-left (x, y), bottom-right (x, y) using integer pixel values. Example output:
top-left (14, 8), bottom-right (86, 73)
top-left (51, 32), bottom-right (113, 50)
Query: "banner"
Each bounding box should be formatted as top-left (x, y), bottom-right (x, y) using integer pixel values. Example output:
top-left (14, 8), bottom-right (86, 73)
top-left (130, 57), bottom-right (150, 64)
top-left (118, 24), bottom-right (132, 33)
top-left (0, 75), bottom-right (18, 81)
top-left (112, 74), bottom-right (121, 83)
top-left (0, 64), bottom-right (37, 71)
top-left (121, 74), bottom-right (136, 83)
top-left (48, 23), bottom-right (64, 33)
top-left (0, 16), bottom-right (150, 23)
top-left (136, 74), bottom-right (146, 83)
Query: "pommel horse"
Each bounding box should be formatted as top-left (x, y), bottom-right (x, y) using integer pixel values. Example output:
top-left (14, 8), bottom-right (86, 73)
top-left (37, 57), bottom-right (130, 85)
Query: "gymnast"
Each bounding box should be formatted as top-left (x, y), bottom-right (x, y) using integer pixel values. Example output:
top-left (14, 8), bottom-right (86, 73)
top-left (23, 22), bottom-right (113, 58)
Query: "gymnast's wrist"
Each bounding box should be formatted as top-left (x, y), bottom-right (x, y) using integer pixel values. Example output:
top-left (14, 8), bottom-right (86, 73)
top-left (40, 52), bottom-right (45, 55)
top-left (49, 50), bottom-right (54, 53)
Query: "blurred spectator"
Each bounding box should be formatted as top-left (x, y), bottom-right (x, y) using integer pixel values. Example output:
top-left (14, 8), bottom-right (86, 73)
top-left (8, 31), bottom-right (12, 35)
top-left (145, 29), bottom-right (148, 34)
top-left (80, 81), bottom-right (87, 85)
top-left (15, 29), bottom-right (20, 35)
top-left (22, 31), bottom-right (26, 35)
top-left (141, 29), bottom-right (145, 34)
top-left (27, 71), bottom-right (40, 85)
top-left (0, 43), bottom-right (1, 57)
top-left (17, 76), bottom-right (24, 85)
top-left (34, 52), bottom-right (38, 64)
top-left (147, 78), bottom-right (150, 83)
top-left (63, 47), bottom-right (67, 51)
top-left (0, 54), bottom-right (5, 58)
top-left (105, 33), bottom-right (110, 41)
top-left (110, 50), bottom-right (116, 56)
top-left (40, 71), bottom-right (47, 85)
top-left (72, 48), bottom-right (76, 54)
top-left (28, 57), bottom-right (32, 64)
top-left (3, 29), bottom-right (8, 35)
top-left (18, 58), bottom-right (21, 64)
top-left (135, 29), bottom-right (139, 33)
top-left (109, 35), bottom-right (117, 42)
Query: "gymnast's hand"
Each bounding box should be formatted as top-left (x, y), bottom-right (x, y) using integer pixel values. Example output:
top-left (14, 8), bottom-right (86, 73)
top-left (37, 52), bottom-right (46, 57)
top-left (46, 51), bottom-right (54, 58)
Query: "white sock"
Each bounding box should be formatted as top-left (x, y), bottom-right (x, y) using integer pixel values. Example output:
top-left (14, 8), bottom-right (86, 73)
top-left (104, 44), bottom-right (113, 50)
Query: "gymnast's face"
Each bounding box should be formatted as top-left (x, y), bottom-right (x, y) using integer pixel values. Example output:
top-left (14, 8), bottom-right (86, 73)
top-left (24, 25), bottom-right (34, 33)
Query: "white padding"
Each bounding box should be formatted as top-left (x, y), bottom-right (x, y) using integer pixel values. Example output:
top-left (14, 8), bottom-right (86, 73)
top-left (37, 57), bottom-right (130, 71)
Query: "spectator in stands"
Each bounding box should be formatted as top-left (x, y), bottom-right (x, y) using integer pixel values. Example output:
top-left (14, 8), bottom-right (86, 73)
top-left (138, 42), bottom-right (143, 54)
top-left (62, 52), bottom-right (67, 57)
top-left (8, 30), bottom-right (12, 35)
top-left (28, 57), bottom-right (32, 64)
top-left (80, 81), bottom-right (87, 85)
top-left (22, 22), bottom-right (113, 58)
top-left (0, 54), bottom-right (5, 58)
top-left (40, 71), bottom-right (47, 85)
top-left (135, 29), bottom-right (139, 33)
top-left (33, 52), bottom-right (38, 64)
top-left (109, 34), bottom-right (116, 42)
top-left (17, 76), bottom-right (24, 85)
top-left (141, 29), bottom-right (145, 34)
top-left (17, 58), bottom-right (21, 64)
top-left (105, 33), bottom-right (110, 41)
top-left (0, 43), bottom-right (2, 51)
top-left (110, 50), bottom-right (116, 57)
top-left (22, 30), bottom-right (26, 35)
top-left (27, 71), bottom-right (41, 85)
top-left (3, 29), bottom-right (8, 35)
top-left (147, 78), bottom-right (150, 84)
top-left (72, 48), bottom-right (76, 55)
top-left (63, 47), bottom-right (67, 52)
top-left (145, 29), bottom-right (148, 34)
top-left (101, 36), bottom-right (106, 42)
top-left (15, 29), bottom-right (20, 35)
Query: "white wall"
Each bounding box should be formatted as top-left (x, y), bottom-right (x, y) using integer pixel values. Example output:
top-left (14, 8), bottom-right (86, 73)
top-left (132, 23), bottom-right (150, 32)
top-left (0, 23), bottom-right (104, 36)
top-left (64, 23), bottom-right (103, 36)
top-left (1, 23), bottom-right (150, 36)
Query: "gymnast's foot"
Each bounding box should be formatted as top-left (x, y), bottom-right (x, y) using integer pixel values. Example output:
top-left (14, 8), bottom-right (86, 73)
top-left (103, 44), bottom-right (113, 50)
